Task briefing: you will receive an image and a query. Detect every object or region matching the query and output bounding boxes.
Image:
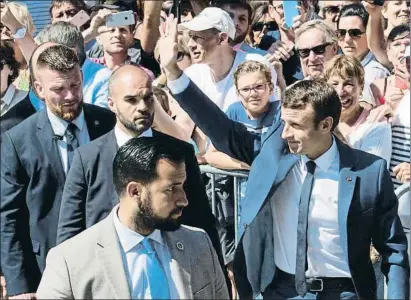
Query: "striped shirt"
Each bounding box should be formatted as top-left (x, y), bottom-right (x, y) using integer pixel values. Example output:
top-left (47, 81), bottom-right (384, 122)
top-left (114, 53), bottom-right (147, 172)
top-left (390, 93), bottom-right (410, 189)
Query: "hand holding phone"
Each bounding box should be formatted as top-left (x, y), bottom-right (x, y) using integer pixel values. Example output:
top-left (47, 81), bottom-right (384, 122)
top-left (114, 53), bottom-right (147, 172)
top-left (70, 10), bottom-right (90, 28)
top-left (283, 0), bottom-right (300, 29)
top-left (106, 10), bottom-right (135, 28)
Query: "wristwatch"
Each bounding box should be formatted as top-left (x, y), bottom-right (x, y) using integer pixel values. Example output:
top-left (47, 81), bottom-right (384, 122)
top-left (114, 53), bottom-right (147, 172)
top-left (11, 26), bottom-right (27, 39)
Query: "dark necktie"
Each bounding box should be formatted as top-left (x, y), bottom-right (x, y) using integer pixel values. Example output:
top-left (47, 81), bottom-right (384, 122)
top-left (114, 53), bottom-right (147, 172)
top-left (65, 123), bottom-right (79, 171)
top-left (295, 160), bottom-right (317, 296)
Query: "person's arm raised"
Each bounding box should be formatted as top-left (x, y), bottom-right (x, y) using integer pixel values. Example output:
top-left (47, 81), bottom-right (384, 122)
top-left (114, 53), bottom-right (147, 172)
top-left (140, 1), bottom-right (164, 54)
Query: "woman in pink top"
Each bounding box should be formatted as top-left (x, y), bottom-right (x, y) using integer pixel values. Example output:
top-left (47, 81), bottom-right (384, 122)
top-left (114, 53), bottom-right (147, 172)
top-left (325, 55), bottom-right (392, 164)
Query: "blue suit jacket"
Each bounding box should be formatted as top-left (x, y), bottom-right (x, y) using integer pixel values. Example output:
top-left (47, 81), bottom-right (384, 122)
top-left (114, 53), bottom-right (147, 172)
top-left (0, 105), bottom-right (116, 296)
top-left (171, 78), bottom-right (409, 299)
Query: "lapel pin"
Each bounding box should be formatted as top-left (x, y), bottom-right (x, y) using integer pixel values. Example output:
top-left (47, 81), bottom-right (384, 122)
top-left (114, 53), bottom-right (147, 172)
top-left (94, 120), bottom-right (100, 126)
top-left (346, 177), bottom-right (352, 182)
top-left (176, 242), bottom-right (184, 251)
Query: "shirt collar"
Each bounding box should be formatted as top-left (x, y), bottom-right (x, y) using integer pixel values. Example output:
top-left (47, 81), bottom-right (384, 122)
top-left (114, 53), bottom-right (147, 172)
top-left (114, 124), bottom-right (153, 147)
top-left (46, 106), bottom-right (86, 136)
top-left (112, 205), bottom-right (164, 253)
top-left (361, 51), bottom-right (374, 67)
top-left (302, 136), bottom-right (338, 172)
top-left (1, 84), bottom-right (16, 105)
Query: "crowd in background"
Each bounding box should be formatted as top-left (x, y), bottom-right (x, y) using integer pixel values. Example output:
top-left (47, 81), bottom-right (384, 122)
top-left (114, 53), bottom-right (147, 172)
top-left (0, 0), bottom-right (410, 299)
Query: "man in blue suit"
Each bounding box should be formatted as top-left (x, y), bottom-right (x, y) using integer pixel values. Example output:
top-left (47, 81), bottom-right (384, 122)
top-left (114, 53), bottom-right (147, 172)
top-left (157, 16), bottom-right (409, 299)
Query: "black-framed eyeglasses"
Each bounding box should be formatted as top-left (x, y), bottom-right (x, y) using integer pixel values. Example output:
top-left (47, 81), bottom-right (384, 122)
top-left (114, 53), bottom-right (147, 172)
top-left (297, 43), bottom-right (332, 58)
top-left (252, 21), bottom-right (278, 32)
top-left (323, 5), bottom-right (340, 15)
top-left (336, 29), bottom-right (365, 40)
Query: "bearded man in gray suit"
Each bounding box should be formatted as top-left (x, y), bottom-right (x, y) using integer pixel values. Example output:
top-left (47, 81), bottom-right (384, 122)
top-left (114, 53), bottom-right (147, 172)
top-left (37, 137), bottom-right (229, 299)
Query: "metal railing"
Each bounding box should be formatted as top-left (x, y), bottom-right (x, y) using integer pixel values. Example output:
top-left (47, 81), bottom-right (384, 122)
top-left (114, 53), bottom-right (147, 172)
top-left (200, 165), bottom-right (249, 245)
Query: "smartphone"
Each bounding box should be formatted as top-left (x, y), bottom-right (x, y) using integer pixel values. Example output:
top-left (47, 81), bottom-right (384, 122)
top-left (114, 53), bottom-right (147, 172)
top-left (106, 10), bottom-right (135, 27)
top-left (70, 10), bottom-right (90, 28)
top-left (373, 0), bottom-right (385, 6)
top-left (283, 0), bottom-right (300, 29)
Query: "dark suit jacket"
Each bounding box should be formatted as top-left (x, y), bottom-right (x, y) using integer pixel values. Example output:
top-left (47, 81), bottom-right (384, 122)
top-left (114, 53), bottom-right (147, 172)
top-left (0, 104), bottom-right (116, 296)
top-left (0, 96), bottom-right (36, 138)
top-left (56, 129), bottom-right (221, 260)
top-left (171, 78), bottom-right (410, 300)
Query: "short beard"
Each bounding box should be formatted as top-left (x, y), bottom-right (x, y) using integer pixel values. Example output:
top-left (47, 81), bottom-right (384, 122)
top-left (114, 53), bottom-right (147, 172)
top-left (134, 191), bottom-right (183, 233)
top-left (117, 109), bottom-right (154, 136)
top-left (234, 31), bottom-right (248, 44)
top-left (51, 102), bottom-right (83, 122)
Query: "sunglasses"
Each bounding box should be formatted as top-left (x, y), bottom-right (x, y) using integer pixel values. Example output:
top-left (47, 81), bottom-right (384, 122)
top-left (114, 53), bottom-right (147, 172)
top-left (323, 5), bottom-right (340, 15)
top-left (252, 21), bottom-right (278, 32)
top-left (297, 43), bottom-right (332, 58)
top-left (336, 29), bottom-right (365, 40)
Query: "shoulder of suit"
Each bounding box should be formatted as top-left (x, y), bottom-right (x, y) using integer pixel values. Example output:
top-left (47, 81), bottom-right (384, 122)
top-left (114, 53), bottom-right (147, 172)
top-left (83, 103), bottom-right (115, 119)
top-left (341, 141), bottom-right (386, 169)
top-left (4, 109), bottom-right (41, 139)
top-left (177, 225), bottom-right (208, 237)
top-left (76, 130), bottom-right (115, 154)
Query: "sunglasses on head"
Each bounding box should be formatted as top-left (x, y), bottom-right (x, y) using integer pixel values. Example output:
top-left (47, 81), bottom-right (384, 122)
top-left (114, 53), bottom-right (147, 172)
top-left (323, 5), bottom-right (340, 14)
top-left (252, 21), bottom-right (278, 32)
top-left (336, 29), bottom-right (365, 40)
top-left (297, 43), bottom-right (332, 58)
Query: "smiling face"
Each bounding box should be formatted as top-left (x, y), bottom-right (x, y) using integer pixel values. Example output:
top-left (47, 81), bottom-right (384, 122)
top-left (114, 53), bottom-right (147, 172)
top-left (34, 66), bottom-right (83, 121)
top-left (297, 28), bottom-right (337, 78)
top-left (338, 16), bottom-right (368, 60)
top-left (236, 71), bottom-right (272, 119)
top-left (383, 0), bottom-right (410, 28)
top-left (327, 75), bottom-right (362, 121)
top-left (187, 30), bottom-right (219, 64)
top-left (388, 34), bottom-right (411, 67)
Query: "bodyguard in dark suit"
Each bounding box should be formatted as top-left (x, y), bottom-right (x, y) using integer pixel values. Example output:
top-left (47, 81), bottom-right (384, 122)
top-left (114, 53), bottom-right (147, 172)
top-left (57, 65), bottom-right (221, 260)
top-left (0, 96), bottom-right (35, 136)
top-left (158, 18), bottom-right (409, 300)
top-left (1, 45), bottom-right (116, 298)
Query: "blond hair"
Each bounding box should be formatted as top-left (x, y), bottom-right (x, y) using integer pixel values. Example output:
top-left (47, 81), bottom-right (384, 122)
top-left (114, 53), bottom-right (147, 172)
top-left (324, 55), bottom-right (365, 88)
top-left (295, 19), bottom-right (337, 49)
top-left (8, 2), bottom-right (36, 36)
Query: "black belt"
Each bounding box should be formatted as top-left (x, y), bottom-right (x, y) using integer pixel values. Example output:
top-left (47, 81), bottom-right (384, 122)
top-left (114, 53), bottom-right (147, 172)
top-left (276, 268), bottom-right (354, 292)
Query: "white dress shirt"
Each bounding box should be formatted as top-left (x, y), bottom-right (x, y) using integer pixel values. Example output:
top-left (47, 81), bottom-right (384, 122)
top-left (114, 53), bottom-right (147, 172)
top-left (1, 84), bottom-right (28, 116)
top-left (114, 125), bottom-right (153, 148)
top-left (271, 138), bottom-right (351, 277)
top-left (46, 107), bottom-right (90, 173)
top-left (112, 205), bottom-right (179, 299)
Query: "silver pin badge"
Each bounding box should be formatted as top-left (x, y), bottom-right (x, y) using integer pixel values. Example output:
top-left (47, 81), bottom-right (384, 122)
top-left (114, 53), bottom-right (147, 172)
top-left (176, 242), bottom-right (184, 250)
top-left (94, 120), bottom-right (100, 126)
top-left (346, 177), bottom-right (352, 182)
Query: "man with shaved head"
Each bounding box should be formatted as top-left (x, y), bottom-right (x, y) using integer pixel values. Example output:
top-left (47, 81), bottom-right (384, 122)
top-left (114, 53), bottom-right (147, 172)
top-left (0, 44), bottom-right (115, 299)
top-left (57, 65), bottom-right (222, 263)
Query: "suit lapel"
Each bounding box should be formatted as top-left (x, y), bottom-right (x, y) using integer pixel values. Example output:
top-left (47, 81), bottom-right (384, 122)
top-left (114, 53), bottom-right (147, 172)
top-left (336, 139), bottom-right (358, 259)
top-left (104, 131), bottom-right (120, 207)
top-left (36, 109), bottom-right (66, 185)
top-left (83, 104), bottom-right (103, 140)
top-left (163, 231), bottom-right (192, 299)
top-left (96, 212), bottom-right (131, 299)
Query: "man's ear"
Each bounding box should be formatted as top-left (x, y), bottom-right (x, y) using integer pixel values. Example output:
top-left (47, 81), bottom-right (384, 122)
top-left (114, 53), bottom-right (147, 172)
top-left (219, 32), bottom-right (229, 45)
top-left (126, 181), bottom-right (143, 201)
top-left (320, 116), bottom-right (334, 133)
top-left (33, 80), bottom-right (45, 100)
top-left (108, 96), bottom-right (117, 114)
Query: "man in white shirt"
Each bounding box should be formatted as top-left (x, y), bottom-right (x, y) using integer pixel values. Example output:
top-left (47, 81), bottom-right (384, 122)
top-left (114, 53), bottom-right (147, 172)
top-left (38, 137), bottom-right (229, 299)
top-left (0, 41), bottom-right (28, 116)
top-left (179, 7), bottom-right (277, 111)
top-left (158, 17), bottom-right (410, 299)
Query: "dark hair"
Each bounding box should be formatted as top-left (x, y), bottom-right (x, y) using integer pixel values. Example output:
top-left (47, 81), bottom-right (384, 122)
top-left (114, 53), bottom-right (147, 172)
top-left (248, 3), bottom-right (269, 45)
top-left (36, 44), bottom-right (80, 73)
top-left (36, 21), bottom-right (86, 65)
top-left (283, 80), bottom-right (341, 131)
top-left (49, 0), bottom-right (88, 18)
top-left (215, 0), bottom-right (252, 24)
top-left (387, 24), bottom-right (410, 43)
top-left (338, 3), bottom-right (369, 29)
top-left (0, 41), bottom-right (20, 86)
top-left (113, 136), bottom-right (186, 196)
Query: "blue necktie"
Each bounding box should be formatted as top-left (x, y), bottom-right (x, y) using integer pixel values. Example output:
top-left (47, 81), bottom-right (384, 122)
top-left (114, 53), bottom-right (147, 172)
top-left (295, 161), bottom-right (317, 296)
top-left (141, 238), bottom-right (170, 299)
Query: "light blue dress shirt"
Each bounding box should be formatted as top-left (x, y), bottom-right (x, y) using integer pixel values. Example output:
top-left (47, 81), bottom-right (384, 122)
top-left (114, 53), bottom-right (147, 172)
top-left (112, 206), bottom-right (179, 299)
top-left (29, 58), bottom-right (112, 111)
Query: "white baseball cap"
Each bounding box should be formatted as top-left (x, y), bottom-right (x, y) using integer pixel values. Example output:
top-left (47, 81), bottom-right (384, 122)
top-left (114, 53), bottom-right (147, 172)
top-left (179, 7), bottom-right (236, 40)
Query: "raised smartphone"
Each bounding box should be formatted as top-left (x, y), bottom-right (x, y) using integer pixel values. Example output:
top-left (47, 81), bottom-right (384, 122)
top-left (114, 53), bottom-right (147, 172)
top-left (283, 0), bottom-right (300, 29)
top-left (106, 10), bottom-right (135, 27)
top-left (70, 10), bottom-right (90, 28)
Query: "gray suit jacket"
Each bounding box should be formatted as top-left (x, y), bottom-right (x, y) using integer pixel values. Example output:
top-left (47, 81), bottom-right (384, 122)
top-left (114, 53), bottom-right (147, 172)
top-left (37, 211), bottom-right (229, 299)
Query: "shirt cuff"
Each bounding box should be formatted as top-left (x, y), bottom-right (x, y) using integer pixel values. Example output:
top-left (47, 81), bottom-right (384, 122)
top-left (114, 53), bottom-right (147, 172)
top-left (167, 73), bottom-right (190, 95)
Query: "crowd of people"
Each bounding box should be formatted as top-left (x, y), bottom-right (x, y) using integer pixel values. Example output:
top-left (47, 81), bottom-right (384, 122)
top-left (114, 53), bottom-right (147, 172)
top-left (0, 0), bottom-right (409, 299)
